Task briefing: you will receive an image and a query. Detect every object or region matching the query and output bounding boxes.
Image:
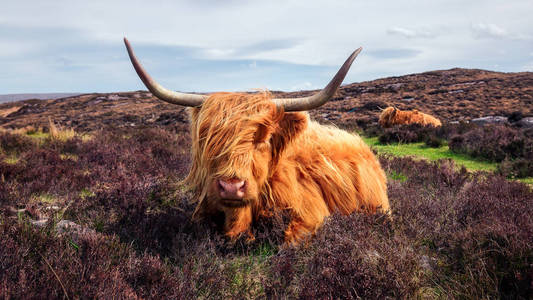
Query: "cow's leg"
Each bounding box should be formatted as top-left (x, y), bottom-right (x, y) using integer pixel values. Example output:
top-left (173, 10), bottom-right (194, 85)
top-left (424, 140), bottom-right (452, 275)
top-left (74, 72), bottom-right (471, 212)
top-left (224, 205), bottom-right (254, 241)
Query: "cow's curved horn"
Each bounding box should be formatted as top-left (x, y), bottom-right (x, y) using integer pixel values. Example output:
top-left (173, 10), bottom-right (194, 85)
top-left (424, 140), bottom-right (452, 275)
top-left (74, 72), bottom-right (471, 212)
top-left (124, 37), bottom-right (207, 107)
top-left (272, 47), bottom-right (362, 112)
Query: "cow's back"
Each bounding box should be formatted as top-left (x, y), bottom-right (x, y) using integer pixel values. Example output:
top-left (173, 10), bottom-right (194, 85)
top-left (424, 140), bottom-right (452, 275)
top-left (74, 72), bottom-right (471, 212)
top-left (272, 119), bottom-right (389, 219)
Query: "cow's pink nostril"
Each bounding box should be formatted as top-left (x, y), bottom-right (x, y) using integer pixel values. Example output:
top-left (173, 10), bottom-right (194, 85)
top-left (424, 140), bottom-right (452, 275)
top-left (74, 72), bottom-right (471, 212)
top-left (218, 179), bottom-right (246, 199)
top-left (235, 180), bottom-right (245, 190)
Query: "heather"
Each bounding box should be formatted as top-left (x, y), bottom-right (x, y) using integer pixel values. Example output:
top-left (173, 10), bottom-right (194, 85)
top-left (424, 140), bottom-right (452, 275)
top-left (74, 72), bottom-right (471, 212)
top-left (1, 128), bottom-right (532, 298)
top-left (448, 125), bottom-right (533, 161)
top-left (365, 122), bottom-right (533, 178)
top-left (368, 122), bottom-right (478, 146)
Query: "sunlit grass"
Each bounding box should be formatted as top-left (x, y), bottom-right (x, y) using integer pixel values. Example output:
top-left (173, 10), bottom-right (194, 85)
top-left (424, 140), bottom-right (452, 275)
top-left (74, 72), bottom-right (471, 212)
top-left (226, 243), bottom-right (275, 296)
top-left (80, 134), bottom-right (93, 142)
top-left (363, 136), bottom-right (533, 185)
top-left (517, 177), bottom-right (533, 185)
top-left (34, 193), bottom-right (58, 204)
top-left (49, 118), bottom-right (75, 142)
top-left (26, 131), bottom-right (49, 139)
top-left (2, 119), bottom-right (92, 143)
top-left (0, 106), bottom-right (22, 118)
top-left (363, 136), bottom-right (498, 172)
top-left (388, 170), bottom-right (407, 182)
top-left (59, 153), bottom-right (78, 161)
top-left (79, 188), bottom-right (95, 199)
top-left (3, 154), bottom-right (20, 165)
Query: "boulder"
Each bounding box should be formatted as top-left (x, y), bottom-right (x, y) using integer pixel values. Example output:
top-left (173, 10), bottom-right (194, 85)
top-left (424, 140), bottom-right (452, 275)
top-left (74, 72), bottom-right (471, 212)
top-left (471, 116), bottom-right (508, 125)
top-left (30, 219), bottom-right (48, 227)
top-left (517, 117), bottom-right (533, 128)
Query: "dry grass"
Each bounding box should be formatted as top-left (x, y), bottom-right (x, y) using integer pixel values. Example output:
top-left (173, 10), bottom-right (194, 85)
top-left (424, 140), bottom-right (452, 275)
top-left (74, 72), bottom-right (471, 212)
top-left (0, 106), bottom-right (22, 118)
top-left (2, 155), bottom-right (20, 165)
top-left (48, 118), bottom-right (76, 142)
top-left (3, 125), bottom-right (38, 135)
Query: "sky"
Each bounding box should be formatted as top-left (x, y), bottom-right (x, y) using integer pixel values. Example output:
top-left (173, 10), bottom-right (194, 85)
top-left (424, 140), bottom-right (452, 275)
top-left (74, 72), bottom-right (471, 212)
top-left (1, 0), bottom-right (532, 94)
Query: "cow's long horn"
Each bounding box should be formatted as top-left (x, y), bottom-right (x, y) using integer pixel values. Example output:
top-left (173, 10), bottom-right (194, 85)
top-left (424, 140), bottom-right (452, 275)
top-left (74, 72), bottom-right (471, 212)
top-left (124, 37), bottom-right (207, 107)
top-left (272, 47), bottom-right (362, 112)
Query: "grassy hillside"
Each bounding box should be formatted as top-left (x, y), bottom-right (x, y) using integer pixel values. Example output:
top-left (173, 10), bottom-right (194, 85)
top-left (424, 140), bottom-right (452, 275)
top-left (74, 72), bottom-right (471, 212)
top-left (360, 122), bottom-right (533, 185)
top-left (365, 136), bottom-right (533, 186)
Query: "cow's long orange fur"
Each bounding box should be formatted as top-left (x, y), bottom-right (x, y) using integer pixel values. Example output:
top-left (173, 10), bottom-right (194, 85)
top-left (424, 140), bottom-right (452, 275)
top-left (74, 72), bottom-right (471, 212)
top-left (185, 92), bottom-right (389, 243)
top-left (379, 107), bottom-right (442, 128)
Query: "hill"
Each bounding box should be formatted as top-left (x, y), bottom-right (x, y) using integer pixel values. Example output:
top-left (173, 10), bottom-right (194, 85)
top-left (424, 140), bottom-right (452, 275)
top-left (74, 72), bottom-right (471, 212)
top-left (0, 93), bottom-right (83, 104)
top-left (1, 68), bottom-right (532, 131)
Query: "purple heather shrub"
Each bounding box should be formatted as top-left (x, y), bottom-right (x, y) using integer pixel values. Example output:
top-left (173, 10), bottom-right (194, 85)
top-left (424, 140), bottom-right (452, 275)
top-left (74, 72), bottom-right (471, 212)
top-left (0, 128), bottom-right (532, 298)
top-left (448, 125), bottom-right (532, 161)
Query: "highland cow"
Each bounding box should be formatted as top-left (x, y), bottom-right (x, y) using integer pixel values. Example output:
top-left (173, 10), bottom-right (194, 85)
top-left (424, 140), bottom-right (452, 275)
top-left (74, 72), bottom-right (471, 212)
top-left (379, 107), bottom-right (442, 128)
top-left (124, 38), bottom-right (390, 244)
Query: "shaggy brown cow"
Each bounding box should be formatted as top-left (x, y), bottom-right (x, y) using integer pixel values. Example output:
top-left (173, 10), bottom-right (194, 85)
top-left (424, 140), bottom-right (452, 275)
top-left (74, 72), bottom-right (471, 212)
top-left (124, 38), bottom-right (389, 244)
top-left (379, 107), bottom-right (442, 128)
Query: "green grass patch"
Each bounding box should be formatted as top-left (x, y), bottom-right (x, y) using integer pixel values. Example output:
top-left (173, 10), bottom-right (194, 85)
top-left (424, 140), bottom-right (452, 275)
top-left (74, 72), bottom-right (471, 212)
top-left (251, 242), bottom-right (276, 261)
top-left (517, 177), bottom-right (533, 185)
top-left (388, 170), bottom-right (407, 182)
top-left (363, 136), bottom-right (498, 172)
top-left (79, 188), bottom-right (95, 199)
top-left (3, 154), bottom-right (20, 165)
top-left (227, 251), bottom-right (271, 296)
top-left (34, 193), bottom-right (58, 204)
top-left (26, 131), bottom-right (49, 139)
top-left (363, 136), bottom-right (533, 185)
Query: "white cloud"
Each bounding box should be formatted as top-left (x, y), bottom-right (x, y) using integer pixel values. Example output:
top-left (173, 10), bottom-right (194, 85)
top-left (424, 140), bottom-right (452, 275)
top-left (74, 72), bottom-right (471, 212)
top-left (203, 48), bottom-right (236, 58)
top-left (387, 27), bottom-right (435, 39)
top-left (471, 22), bottom-right (509, 39)
top-left (522, 62), bottom-right (533, 71)
top-left (1, 0), bottom-right (533, 93)
top-left (0, 40), bottom-right (36, 56)
top-left (470, 22), bottom-right (532, 41)
top-left (289, 82), bottom-right (314, 92)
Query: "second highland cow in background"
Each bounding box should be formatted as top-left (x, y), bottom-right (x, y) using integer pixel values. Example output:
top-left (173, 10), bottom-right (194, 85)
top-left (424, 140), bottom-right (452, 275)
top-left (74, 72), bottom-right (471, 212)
top-left (379, 107), bottom-right (442, 128)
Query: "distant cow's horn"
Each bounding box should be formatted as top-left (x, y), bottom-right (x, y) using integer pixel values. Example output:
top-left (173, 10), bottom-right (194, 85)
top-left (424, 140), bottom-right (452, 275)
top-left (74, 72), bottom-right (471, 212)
top-left (124, 37), bottom-right (207, 107)
top-left (272, 47), bottom-right (362, 112)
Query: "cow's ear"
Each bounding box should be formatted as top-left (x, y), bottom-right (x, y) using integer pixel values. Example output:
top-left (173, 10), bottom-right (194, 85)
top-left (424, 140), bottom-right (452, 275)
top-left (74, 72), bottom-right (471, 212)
top-left (254, 121), bottom-right (275, 143)
top-left (271, 112), bottom-right (308, 158)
